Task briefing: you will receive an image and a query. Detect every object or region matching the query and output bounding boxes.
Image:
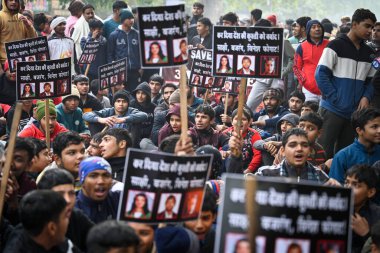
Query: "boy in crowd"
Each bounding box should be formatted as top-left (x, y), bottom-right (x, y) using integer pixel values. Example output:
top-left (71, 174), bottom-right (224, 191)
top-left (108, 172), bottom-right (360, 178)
top-left (330, 108), bottom-right (380, 184)
top-left (99, 128), bottom-right (131, 181)
top-left (300, 100), bottom-right (319, 116)
top-left (103, 1), bottom-right (129, 38)
top-left (3, 190), bottom-right (79, 253)
top-left (90, 79), bottom-right (111, 108)
top-left (74, 74), bottom-right (103, 112)
top-left (86, 132), bottom-right (103, 156)
top-left (344, 165), bottom-right (380, 252)
top-left (188, 104), bottom-right (229, 149)
top-left (37, 169), bottom-right (94, 251)
top-left (75, 156), bottom-right (120, 223)
top-left (128, 222), bottom-right (155, 253)
top-left (148, 74), bottom-right (164, 105)
top-left (56, 85), bottom-right (90, 138)
top-left (214, 93), bottom-right (237, 132)
top-left (19, 100), bottom-right (68, 141)
top-left (83, 89), bottom-right (148, 131)
top-left (27, 138), bottom-right (52, 176)
top-left (288, 90), bottom-right (305, 115)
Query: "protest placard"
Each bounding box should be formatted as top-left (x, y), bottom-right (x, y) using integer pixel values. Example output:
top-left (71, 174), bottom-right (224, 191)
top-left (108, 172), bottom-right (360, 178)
top-left (78, 41), bottom-right (100, 64)
top-left (5, 36), bottom-right (50, 72)
top-left (215, 174), bottom-right (353, 253)
top-left (98, 58), bottom-right (127, 90)
top-left (16, 58), bottom-right (71, 100)
top-left (212, 26), bottom-right (284, 78)
top-left (138, 4), bottom-right (188, 68)
top-left (160, 67), bottom-right (181, 85)
top-left (212, 77), bottom-right (241, 95)
top-left (117, 148), bottom-right (212, 223)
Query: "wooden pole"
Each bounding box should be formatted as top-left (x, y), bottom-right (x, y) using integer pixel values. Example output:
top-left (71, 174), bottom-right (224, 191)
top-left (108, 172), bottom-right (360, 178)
top-left (84, 64), bottom-right (91, 77)
top-left (223, 93), bottom-right (229, 126)
top-left (230, 78), bottom-right (247, 157)
top-left (45, 99), bottom-right (51, 150)
top-left (245, 177), bottom-right (257, 253)
top-left (0, 103), bottom-right (23, 218)
top-left (179, 65), bottom-right (188, 143)
top-left (203, 89), bottom-right (209, 105)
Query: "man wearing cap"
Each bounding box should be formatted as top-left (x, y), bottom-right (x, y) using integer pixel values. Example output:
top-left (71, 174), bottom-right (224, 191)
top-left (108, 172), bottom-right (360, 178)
top-left (252, 88), bottom-right (290, 137)
top-left (56, 85), bottom-right (90, 138)
top-left (83, 89), bottom-right (148, 131)
top-left (75, 156), bottom-right (120, 223)
top-left (19, 100), bottom-right (68, 141)
top-left (48, 16), bottom-right (77, 75)
top-left (108, 8), bottom-right (142, 92)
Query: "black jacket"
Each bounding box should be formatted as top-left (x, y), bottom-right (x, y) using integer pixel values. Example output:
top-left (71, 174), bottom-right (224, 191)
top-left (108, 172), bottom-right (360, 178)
top-left (66, 208), bottom-right (94, 252)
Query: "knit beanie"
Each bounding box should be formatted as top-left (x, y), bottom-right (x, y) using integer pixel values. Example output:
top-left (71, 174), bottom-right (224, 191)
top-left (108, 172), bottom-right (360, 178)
top-left (119, 8), bottom-right (134, 23)
top-left (168, 89), bottom-right (181, 104)
top-left (267, 14), bottom-right (277, 26)
top-left (36, 100), bottom-right (57, 121)
top-left (62, 85), bottom-right (80, 103)
top-left (262, 88), bottom-right (282, 102)
top-left (79, 156), bottom-right (112, 184)
top-left (113, 90), bottom-right (130, 105)
top-left (155, 227), bottom-right (200, 253)
top-left (276, 113), bottom-right (300, 135)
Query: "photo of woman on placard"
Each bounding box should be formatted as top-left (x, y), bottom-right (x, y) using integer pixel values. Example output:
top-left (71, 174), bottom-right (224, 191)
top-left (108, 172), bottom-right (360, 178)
top-left (146, 41), bottom-right (168, 64)
top-left (126, 192), bottom-right (152, 219)
top-left (192, 74), bottom-right (202, 85)
top-left (101, 78), bottom-right (108, 89)
top-left (21, 83), bottom-right (35, 98)
top-left (217, 55), bottom-right (233, 74)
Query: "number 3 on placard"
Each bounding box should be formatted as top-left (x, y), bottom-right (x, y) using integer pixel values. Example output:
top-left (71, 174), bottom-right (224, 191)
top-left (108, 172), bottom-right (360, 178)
top-left (175, 69), bottom-right (180, 79)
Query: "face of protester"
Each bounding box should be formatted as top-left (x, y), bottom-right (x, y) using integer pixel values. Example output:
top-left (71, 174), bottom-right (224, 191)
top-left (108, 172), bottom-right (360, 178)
top-left (196, 22), bottom-right (208, 37)
top-left (51, 206), bottom-right (70, 246)
top-left (222, 20), bottom-right (234, 26)
top-left (192, 6), bottom-right (203, 16)
top-left (87, 139), bottom-right (101, 156)
top-left (55, 142), bottom-right (86, 175)
top-left (233, 114), bottom-right (251, 133)
top-left (309, 23), bottom-right (323, 40)
top-left (82, 170), bottom-right (113, 201)
top-left (114, 98), bottom-right (129, 114)
top-left (353, 18), bottom-right (375, 41)
top-left (40, 114), bottom-right (57, 134)
top-left (356, 117), bottom-right (380, 146)
top-left (31, 148), bottom-right (52, 173)
top-left (372, 25), bottom-right (380, 42)
top-left (300, 106), bottom-right (313, 116)
top-left (83, 7), bottom-right (95, 22)
top-left (136, 90), bottom-right (147, 104)
top-left (128, 222), bottom-right (155, 253)
top-left (242, 59), bottom-right (251, 70)
top-left (169, 115), bottom-right (181, 133)
top-left (289, 97), bottom-right (303, 114)
top-left (280, 135), bottom-right (311, 169)
top-left (298, 121), bottom-right (320, 144)
top-left (55, 22), bottom-right (66, 36)
top-left (6, 0), bottom-right (20, 13)
top-left (265, 59), bottom-right (275, 73)
top-left (99, 135), bottom-right (126, 159)
top-left (280, 120), bottom-right (294, 135)
top-left (10, 149), bottom-right (31, 178)
top-left (292, 23), bottom-right (301, 37)
top-left (63, 97), bottom-right (79, 112)
top-left (52, 184), bottom-right (76, 217)
top-left (345, 174), bottom-right (376, 210)
top-left (149, 81), bottom-right (161, 96)
top-left (263, 96), bottom-right (279, 113)
top-left (184, 211), bottom-right (216, 240)
top-left (122, 18), bottom-right (134, 29)
top-left (195, 112), bottom-right (212, 130)
top-left (162, 87), bottom-right (175, 103)
top-left (76, 81), bottom-right (89, 95)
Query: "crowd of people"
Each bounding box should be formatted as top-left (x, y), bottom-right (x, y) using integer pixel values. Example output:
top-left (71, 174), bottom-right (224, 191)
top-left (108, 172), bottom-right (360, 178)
top-left (0, 0), bottom-right (380, 252)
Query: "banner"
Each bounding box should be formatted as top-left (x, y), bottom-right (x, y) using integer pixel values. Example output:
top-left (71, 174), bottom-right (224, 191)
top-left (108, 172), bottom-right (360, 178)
top-left (16, 58), bottom-right (71, 100)
top-left (212, 77), bottom-right (241, 95)
top-left (5, 36), bottom-right (50, 72)
top-left (212, 26), bottom-right (284, 78)
top-left (78, 41), bottom-right (100, 64)
top-left (118, 148), bottom-right (212, 223)
top-left (215, 174), bottom-right (353, 253)
top-left (138, 4), bottom-right (188, 68)
top-left (98, 58), bottom-right (127, 90)
top-left (160, 67), bottom-right (181, 86)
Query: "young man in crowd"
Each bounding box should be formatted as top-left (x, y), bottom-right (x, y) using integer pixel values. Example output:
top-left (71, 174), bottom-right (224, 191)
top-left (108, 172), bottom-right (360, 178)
top-left (103, 0), bottom-right (129, 39)
top-left (188, 104), bottom-right (229, 149)
top-left (222, 12), bottom-right (239, 26)
top-left (148, 74), bottom-right (164, 105)
top-left (99, 128), bottom-right (131, 181)
top-left (214, 94), bottom-right (238, 132)
top-left (288, 90), bottom-right (305, 116)
top-left (367, 22), bottom-right (380, 52)
top-left (300, 100), bottom-right (319, 116)
top-left (37, 168), bottom-right (94, 252)
top-left (190, 17), bottom-right (212, 49)
top-left (250, 8), bottom-right (262, 26)
top-left (154, 82), bottom-right (177, 114)
top-left (74, 74), bottom-right (103, 113)
top-left (27, 138), bottom-right (52, 176)
top-left (316, 8), bottom-right (377, 159)
top-left (187, 2), bottom-right (204, 42)
top-left (18, 100), bottom-right (68, 142)
top-left (86, 132), bottom-right (103, 157)
top-left (330, 108), bottom-right (380, 184)
top-left (56, 85), bottom-right (90, 138)
top-left (75, 156), bottom-right (120, 223)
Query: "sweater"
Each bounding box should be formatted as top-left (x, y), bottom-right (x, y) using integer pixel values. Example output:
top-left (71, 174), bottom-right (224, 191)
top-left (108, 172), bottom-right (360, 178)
top-left (18, 121), bottom-right (68, 142)
top-left (56, 103), bottom-right (90, 135)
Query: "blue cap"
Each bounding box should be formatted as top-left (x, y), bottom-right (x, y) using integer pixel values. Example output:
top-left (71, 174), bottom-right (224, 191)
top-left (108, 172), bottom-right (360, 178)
top-left (79, 157), bottom-right (112, 184)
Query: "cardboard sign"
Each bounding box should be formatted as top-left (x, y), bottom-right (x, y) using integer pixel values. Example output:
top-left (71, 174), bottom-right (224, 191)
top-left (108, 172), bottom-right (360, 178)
top-left (160, 66), bottom-right (181, 86)
top-left (98, 58), bottom-right (127, 90)
top-left (212, 77), bottom-right (241, 95)
top-left (78, 41), bottom-right (100, 64)
top-left (212, 26), bottom-right (284, 78)
top-left (5, 36), bottom-right (50, 72)
top-left (215, 174), bottom-right (353, 253)
top-left (138, 4), bottom-right (188, 68)
top-left (117, 148), bottom-right (212, 223)
top-left (16, 58), bottom-right (71, 100)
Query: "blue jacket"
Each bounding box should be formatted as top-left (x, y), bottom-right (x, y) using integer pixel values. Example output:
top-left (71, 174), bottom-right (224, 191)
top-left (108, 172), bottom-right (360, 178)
top-left (107, 26), bottom-right (141, 70)
top-left (82, 107), bottom-right (148, 131)
top-left (56, 103), bottom-right (90, 135)
top-left (75, 190), bottom-right (120, 224)
top-left (329, 139), bottom-right (380, 184)
top-left (315, 34), bottom-right (376, 119)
